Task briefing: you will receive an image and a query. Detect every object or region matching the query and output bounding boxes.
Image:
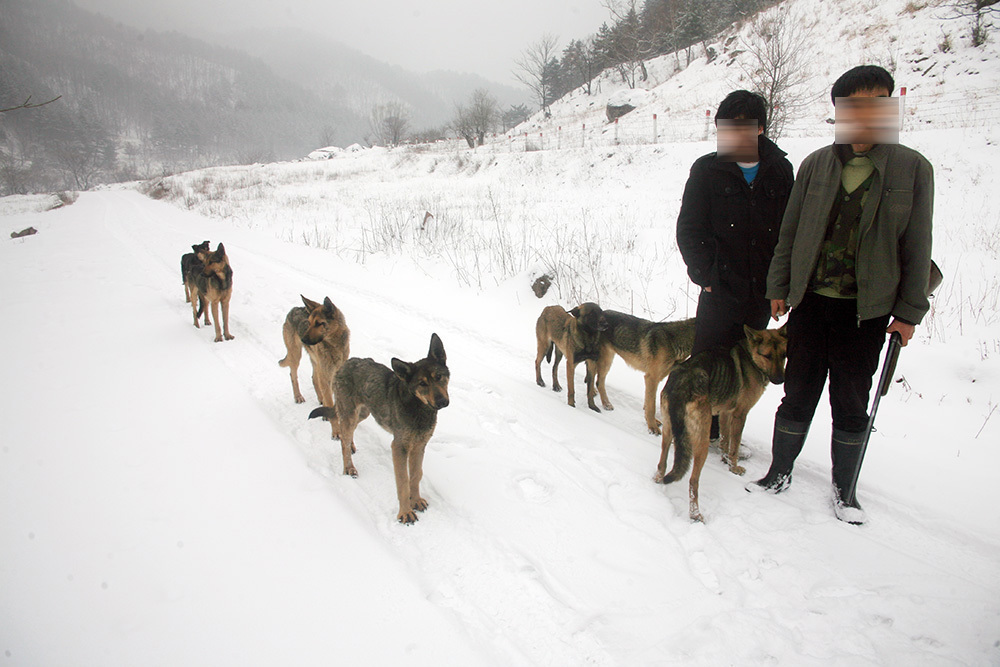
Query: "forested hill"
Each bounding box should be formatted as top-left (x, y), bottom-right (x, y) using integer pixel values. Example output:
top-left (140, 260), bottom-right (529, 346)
top-left (0, 0), bottom-right (366, 194)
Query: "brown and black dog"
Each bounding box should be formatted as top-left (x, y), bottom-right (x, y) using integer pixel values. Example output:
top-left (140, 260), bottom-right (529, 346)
top-left (655, 325), bottom-right (788, 522)
top-left (180, 240), bottom-right (210, 303)
top-left (592, 311), bottom-right (696, 434)
top-left (309, 334), bottom-right (450, 525)
top-left (534, 302), bottom-right (608, 411)
top-left (278, 295), bottom-right (350, 435)
top-left (184, 242), bottom-right (234, 342)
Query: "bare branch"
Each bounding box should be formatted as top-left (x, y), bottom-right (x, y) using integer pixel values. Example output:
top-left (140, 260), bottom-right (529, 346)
top-left (0, 95), bottom-right (62, 113)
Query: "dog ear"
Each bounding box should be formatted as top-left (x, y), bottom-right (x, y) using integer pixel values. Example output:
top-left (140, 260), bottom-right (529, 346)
top-left (428, 333), bottom-right (446, 364)
top-left (391, 358), bottom-right (413, 381)
top-left (191, 244), bottom-right (202, 253)
top-left (215, 243), bottom-right (226, 258)
top-left (322, 296), bottom-right (337, 317)
top-left (744, 325), bottom-right (763, 342)
top-left (777, 323), bottom-right (788, 338)
top-left (301, 294), bottom-right (320, 311)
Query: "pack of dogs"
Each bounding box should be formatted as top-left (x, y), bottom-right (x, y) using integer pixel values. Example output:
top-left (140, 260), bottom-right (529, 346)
top-left (179, 241), bottom-right (787, 525)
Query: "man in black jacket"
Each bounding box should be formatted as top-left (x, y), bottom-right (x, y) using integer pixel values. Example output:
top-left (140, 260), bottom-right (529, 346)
top-left (676, 90), bottom-right (795, 443)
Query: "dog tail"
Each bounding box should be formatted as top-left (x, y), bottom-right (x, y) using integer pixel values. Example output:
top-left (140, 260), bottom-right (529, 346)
top-left (660, 368), bottom-right (710, 484)
top-left (544, 341), bottom-right (554, 363)
top-left (308, 407), bottom-right (337, 421)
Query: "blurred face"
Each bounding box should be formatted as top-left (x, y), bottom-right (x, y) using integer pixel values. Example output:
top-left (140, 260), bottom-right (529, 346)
top-left (716, 118), bottom-right (762, 162)
top-left (835, 89), bottom-right (899, 146)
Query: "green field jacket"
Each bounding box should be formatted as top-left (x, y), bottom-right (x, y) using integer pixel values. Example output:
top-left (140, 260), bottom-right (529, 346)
top-left (766, 142), bottom-right (934, 324)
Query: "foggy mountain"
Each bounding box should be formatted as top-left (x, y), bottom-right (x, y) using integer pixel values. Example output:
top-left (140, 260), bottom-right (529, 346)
top-left (0, 0), bottom-right (529, 195)
top-left (213, 28), bottom-right (530, 132)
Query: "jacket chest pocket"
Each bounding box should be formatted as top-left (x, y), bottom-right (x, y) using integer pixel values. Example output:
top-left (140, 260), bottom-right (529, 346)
top-left (883, 188), bottom-right (913, 216)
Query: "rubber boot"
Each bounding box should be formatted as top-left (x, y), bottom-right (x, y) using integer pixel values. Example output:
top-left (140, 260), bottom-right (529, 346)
top-left (831, 428), bottom-right (867, 525)
top-left (745, 416), bottom-right (809, 494)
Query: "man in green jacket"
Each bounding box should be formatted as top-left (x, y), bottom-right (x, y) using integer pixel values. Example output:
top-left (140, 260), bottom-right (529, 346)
top-left (747, 65), bottom-right (934, 524)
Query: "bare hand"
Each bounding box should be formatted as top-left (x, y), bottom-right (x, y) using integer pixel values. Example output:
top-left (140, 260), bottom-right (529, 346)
top-left (886, 319), bottom-right (915, 347)
top-left (770, 299), bottom-right (787, 321)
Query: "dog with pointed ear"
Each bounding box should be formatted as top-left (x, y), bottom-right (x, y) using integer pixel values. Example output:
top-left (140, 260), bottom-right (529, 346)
top-left (278, 295), bottom-right (350, 421)
top-left (308, 333), bottom-right (450, 524)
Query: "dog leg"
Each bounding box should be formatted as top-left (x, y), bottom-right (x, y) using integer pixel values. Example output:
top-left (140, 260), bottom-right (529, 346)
top-left (535, 339), bottom-right (548, 388)
top-left (221, 296), bottom-right (234, 341)
top-left (408, 441), bottom-right (429, 513)
top-left (687, 405), bottom-right (712, 522)
top-left (565, 350), bottom-right (576, 408)
top-left (211, 300), bottom-right (223, 342)
top-left (688, 411), bottom-right (712, 523)
top-left (278, 328), bottom-right (305, 403)
top-left (644, 373), bottom-right (663, 435)
top-left (189, 291), bottom-right (201, 328)
top-left (655, 396), bottom-right (674, 483)
top-left (320, 375), bottom-right (339, 440)
top-left (551, 347), bottom-right (563, 393)
top-left (392, 439), bottom-right (417, 524)
top-left (337, 410), bottom-right (358, 477)
top-left (723, 410), bottom-right (747, 476)
top-left (202, 295), bottom-right (211, 326)
top-left (596, 351), bottom-right (615, 411)
top-left (584, 360), bottom-right (601, 412)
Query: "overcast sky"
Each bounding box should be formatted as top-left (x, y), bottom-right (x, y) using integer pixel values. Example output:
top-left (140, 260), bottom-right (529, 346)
top-left (72, 0), bottom-right (613, 85)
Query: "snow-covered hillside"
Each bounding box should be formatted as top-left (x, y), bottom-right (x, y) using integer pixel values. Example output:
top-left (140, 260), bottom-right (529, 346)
top-left (511, 0), bottom-right (1000, 146)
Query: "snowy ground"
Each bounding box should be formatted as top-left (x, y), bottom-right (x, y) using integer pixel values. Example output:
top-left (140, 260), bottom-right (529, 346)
top-left (3, 125), bottom-right (999, 665)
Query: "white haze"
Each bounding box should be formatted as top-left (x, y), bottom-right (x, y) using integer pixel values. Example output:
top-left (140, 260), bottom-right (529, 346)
top-left (70, 0), bottom-right (611, 85)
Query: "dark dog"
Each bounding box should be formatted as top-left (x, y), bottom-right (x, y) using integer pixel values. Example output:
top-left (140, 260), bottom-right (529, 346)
top-left (278, 295), bottom-right (350, 435)
top-left (309, 334), bottom-right (449, 524)
top-left (180, 240), bottom-right (210, 303)
top-left (655, 325), bottom-right (788, 522)
top-left (592, 312), bottom-right (696, 434)
top-left (184, 242), bottom-right (234, 342)
top-left (534, 302), bottom-right (608, 411)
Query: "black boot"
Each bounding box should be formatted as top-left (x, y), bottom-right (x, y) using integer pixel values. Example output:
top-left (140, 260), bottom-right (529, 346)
top-left (745, 416), bottom-right (809, 493)
top-left (831, 428), bottom-right (867, 524)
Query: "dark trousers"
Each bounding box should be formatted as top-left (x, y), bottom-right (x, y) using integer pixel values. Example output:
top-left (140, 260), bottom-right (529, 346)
top-left (776, 292), bottom-right (890, 433)
top-left (691, 288), bottom-right (771, 356)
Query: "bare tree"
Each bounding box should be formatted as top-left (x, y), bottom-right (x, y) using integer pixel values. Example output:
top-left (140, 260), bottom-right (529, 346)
top-left (513, 34), bottom-right (560, 115)
top-left (737, 9), bottom-right (820, 139)
top-left (368, 101), bottom-right (410, 147)
top-left (941, 0), bottom-right (996, 46)
top-left (451, 89), bottom-right (499, 148)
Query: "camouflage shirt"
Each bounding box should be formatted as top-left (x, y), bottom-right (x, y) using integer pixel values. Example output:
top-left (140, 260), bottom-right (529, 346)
top-left (811, 155), bottom-right (876, 298)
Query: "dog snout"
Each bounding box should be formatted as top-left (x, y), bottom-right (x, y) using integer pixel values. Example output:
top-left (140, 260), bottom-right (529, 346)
top-left (434, 393), bottom-right (450, 410)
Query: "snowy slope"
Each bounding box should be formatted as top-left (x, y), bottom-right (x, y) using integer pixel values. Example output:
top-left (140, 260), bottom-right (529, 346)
top-left (513, 0), bottom-right (1000, 145)
top-left (2, 182), bottom-right (999, 665)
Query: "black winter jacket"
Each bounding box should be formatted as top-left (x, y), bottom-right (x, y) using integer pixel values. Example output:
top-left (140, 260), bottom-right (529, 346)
top-left (676, 135), bottom-right (794, 301)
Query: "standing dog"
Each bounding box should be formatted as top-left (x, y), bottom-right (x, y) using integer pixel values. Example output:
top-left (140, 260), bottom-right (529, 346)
top-left (278, 295), bottom-right (350, 434)
top-left (309, 334), bottom-right (450, 525)
top-left (180, 240), bottom-right (210, 303)
top-left (534, 303), bottom-right (608, 412)
top-left (185, 242), bottom-right (234, 342)
top-left (592, 311), bottom-right (696, 434)
top-left (655, 325), bottom-right (787, 522)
